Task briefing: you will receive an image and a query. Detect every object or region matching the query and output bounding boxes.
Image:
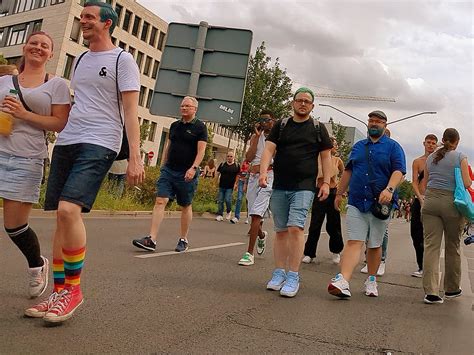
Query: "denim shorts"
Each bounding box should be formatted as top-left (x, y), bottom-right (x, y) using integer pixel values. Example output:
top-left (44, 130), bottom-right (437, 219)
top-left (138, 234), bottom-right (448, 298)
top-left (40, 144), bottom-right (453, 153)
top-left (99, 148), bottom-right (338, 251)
top-left (270, 189), bottom-right (315, 231)
top-left (45, 143), bottom-right (117, 213)
top-left (0, 152), bottom-right (44, 203)
top-left (156, 165), bottom-right (198, 207)
top-left (346, 205), bottom-right (390, 248)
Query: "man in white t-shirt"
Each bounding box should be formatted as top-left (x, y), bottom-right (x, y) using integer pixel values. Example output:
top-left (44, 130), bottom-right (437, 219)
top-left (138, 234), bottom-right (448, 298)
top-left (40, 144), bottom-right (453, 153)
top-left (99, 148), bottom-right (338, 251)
top-left (26, 1), bottom-right (144, 324)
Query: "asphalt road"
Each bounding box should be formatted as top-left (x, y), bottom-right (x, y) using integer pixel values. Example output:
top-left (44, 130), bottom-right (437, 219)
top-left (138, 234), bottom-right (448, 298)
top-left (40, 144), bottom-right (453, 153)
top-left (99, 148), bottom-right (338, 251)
top-left (0, 213), bottom-right (473, 354)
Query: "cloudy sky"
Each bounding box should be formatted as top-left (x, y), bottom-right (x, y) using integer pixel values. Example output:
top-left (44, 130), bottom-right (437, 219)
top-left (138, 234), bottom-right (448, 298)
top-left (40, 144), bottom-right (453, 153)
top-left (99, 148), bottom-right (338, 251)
top-left (143, 0), bottom-right (473, 179)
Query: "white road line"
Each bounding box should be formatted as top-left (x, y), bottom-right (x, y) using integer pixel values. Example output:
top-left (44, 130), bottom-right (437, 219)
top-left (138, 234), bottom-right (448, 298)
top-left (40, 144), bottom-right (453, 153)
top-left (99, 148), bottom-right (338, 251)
top-left (134, 242), bottom-right (246, 259)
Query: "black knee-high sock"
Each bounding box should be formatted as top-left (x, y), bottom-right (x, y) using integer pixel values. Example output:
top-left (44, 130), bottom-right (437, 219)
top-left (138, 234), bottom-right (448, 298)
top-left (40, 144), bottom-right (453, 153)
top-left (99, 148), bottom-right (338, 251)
top-left (6, 224), bottom-right (44, 268)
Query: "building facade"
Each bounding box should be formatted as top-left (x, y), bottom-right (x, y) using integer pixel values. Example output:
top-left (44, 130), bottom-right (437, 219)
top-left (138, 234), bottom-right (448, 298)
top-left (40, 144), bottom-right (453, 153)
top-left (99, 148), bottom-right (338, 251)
top-left (0, 0), bottom-right (242, 166)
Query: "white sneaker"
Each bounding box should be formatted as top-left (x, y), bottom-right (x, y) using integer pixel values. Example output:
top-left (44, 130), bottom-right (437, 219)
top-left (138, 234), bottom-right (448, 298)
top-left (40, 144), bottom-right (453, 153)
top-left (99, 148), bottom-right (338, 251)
top-left (215, 215), bottom-right (224, 221)
top-left (256, 231), bottom-right (267, 255)
top-left (411, 269), bottom-right (423, 278)
top-left (230, 217), bottom-right (239, 224)
top-left (360, 264), bottom-right (368, 274)
top-left (302, 256), bottom-right (314, 264)
top-left (332, 253), bottom-right (341, 265)
top-left (225, 212), bottom-right (232, 220)
top-left (28, 256), bottom-right (49, 298)
top-left (238, 252), bottom-right (254, 266)
top-left (364, 276), bottom-right (378, 297)
top-left (244, 218), bottom-right (249, 224)
top-left (377, 261), bottom-right (386, 276)
top-left (328, 273), bottom-right (351, 298)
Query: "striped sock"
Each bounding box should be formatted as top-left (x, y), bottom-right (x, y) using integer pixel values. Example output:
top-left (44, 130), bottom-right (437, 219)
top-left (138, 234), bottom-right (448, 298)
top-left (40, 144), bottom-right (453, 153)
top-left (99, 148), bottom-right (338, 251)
top-left (63, 246), bottom-right (86, 289)
top-left (53, 258), bottom-right (65, 292)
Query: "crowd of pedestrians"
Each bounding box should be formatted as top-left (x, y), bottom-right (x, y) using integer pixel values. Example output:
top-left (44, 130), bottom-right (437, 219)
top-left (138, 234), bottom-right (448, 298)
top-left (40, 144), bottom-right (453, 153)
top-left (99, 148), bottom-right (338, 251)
top-left (1, 1), bottom-right (472, 327)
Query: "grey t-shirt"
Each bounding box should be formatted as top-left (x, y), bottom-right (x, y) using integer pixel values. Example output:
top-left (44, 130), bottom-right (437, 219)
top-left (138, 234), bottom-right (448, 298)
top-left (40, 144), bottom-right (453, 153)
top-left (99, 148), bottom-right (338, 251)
top-left (427, 150), bottom-right (467, 191)
top-left (0, 75), bottom-right (71, 159)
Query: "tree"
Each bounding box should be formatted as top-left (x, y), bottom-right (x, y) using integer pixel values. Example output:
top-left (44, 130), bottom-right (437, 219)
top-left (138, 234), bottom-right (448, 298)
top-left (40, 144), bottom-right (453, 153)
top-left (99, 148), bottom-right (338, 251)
top-left (398, 180), bottom-right (414, 200)
top-left (329, 117), bottom-right (352, 163)
top-left (140, 121), bottom-right (150, 148)
top-left (232, 42), bottom-right (293, 150)
top-left (0, 54), bottom-right (8, 65)
top-left (202, 125), bottom-right (214, 166)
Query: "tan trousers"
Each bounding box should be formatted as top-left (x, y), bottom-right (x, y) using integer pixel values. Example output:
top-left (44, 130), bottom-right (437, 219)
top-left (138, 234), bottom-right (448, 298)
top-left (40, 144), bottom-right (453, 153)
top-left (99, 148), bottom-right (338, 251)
top-left (421, 188), bottom-right (464, 296)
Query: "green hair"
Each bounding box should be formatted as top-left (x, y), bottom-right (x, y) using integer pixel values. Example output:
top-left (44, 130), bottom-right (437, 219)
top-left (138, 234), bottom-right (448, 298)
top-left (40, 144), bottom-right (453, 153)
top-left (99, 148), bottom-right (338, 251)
top-left (293, 87), bottom-right (315, 102)
top-left (84, 1), bottom-right (118, 35)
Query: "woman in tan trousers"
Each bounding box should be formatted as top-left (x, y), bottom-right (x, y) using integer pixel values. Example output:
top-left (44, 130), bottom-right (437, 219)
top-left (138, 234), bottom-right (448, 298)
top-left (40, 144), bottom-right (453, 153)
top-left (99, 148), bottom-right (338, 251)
top-left (421, 128), bottom-right (471, 304)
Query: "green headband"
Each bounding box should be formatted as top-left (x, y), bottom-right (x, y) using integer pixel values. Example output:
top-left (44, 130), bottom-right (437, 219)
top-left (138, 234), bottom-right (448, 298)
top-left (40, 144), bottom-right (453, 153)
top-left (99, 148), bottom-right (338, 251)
top-left (294, 87), bottom-right (314, 102)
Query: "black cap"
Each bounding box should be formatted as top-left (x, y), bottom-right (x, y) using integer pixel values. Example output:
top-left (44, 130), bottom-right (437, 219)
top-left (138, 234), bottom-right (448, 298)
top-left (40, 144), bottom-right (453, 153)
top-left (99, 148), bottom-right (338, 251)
top-left (368, 110), bottom-right (387, 121)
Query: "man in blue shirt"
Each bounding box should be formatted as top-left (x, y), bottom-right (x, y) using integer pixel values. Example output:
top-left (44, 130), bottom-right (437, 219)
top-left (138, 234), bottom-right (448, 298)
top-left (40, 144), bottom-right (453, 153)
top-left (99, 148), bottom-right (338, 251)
top-left (328, 110), bottom-right (406, 298)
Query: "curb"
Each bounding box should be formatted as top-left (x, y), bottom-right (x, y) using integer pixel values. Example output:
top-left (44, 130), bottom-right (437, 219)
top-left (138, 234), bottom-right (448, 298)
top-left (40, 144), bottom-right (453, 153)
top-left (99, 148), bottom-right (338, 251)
top-left (0, 208), bottom-right (216, 219)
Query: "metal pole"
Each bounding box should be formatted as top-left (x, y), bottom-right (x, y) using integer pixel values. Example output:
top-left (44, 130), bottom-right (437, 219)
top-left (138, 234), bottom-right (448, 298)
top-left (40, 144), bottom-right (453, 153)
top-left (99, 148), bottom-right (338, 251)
top-left (187, 21), bottom-right (208, 96)
top-left (387, 112), bottom-right (437, 125)
top-left (319, 104), bottom-right (368, 127)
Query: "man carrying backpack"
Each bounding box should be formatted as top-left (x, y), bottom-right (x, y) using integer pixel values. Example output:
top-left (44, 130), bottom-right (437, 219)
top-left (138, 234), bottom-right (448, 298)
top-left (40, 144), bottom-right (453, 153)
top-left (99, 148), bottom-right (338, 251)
top-left (26, 1), bottom-right (144, 324)
top-left (259, 87), bottom-right (333, 297)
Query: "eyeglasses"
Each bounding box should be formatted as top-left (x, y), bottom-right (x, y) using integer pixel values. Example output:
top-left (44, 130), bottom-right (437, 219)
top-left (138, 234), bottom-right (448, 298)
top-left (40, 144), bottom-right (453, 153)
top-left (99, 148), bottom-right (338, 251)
top-left (294, 99), bottom-right (313, 105)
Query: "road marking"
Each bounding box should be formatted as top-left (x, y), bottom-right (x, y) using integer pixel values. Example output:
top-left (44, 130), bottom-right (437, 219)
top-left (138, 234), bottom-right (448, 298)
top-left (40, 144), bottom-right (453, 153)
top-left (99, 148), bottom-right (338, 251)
top-left (134, 242), bottom-right (245, 259)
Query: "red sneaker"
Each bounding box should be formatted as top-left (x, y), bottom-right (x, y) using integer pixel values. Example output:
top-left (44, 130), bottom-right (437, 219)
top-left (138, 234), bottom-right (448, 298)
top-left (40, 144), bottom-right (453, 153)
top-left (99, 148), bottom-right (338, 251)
top-left (43, 286), bottom-right (84, 323)
top-left (24, 291), bottom-right (60, 318)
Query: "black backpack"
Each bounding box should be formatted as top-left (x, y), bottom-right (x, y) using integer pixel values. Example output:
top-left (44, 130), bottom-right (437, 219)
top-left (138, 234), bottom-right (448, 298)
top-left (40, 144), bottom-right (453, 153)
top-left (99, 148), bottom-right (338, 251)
top-left (74, 50), bottom-right (129, 160)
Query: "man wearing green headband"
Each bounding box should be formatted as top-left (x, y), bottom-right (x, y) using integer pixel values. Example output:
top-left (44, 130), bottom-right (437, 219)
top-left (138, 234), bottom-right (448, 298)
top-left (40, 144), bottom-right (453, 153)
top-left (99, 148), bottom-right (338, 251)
top-left (258, 87), bottom-right (333, 297)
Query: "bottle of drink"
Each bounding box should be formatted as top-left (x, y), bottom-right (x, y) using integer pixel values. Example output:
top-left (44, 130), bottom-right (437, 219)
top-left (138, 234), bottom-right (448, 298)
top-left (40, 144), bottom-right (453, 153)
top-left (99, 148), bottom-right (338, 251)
top-left (464, 235), bottom-right (474, 246)
top-left (0, 89), bottom-right (18, 136)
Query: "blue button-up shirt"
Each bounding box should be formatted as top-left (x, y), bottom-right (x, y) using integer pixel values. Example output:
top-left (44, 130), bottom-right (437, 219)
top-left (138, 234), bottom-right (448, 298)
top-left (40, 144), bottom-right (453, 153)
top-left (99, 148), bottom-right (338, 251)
top-left (346, 135), bottom-right (406, 213)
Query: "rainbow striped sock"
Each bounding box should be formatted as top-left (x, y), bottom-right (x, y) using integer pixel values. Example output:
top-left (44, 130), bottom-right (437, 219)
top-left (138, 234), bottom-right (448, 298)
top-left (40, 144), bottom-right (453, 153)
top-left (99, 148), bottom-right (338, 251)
top-left (63, 246), bottom-right (86, 289)
top-left (53, 258), bottom-right (65, 292)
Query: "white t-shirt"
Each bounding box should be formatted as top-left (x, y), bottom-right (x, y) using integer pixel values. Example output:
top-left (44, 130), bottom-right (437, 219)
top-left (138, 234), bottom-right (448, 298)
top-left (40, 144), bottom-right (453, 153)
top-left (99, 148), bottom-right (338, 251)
top-left (56, 47), bottom-right (140, 153)
top-left (0, 75), bottom-right (71, 159)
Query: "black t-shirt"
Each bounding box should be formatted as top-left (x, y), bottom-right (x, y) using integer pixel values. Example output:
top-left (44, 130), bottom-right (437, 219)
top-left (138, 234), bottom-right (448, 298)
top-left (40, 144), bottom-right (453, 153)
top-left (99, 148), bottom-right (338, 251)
top-left (267, 118), bottom-right (333, 191)
top-left (217, 162), bottom-right (240, 189)
top-left (166, 118), bottom-right (208, 172)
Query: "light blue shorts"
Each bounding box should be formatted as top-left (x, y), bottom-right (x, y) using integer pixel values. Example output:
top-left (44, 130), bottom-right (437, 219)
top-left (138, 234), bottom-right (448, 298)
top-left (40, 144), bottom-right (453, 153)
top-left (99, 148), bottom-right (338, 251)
top-left (270, 189), bottom-right (315, 232)
top-left (346, 204), bottom-right (390, 248)
top-left (0, 152), bottom-right (43, 203)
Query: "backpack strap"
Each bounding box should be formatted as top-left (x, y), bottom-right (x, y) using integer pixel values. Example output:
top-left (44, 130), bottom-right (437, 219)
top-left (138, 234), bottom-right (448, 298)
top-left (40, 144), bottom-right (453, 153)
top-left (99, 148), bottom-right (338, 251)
top-left (115, 50), bottom-right (125, 125)
top-left (278, 116), bottom-right (322, 143)
top-left (73, 51), bottom-right (88, 73)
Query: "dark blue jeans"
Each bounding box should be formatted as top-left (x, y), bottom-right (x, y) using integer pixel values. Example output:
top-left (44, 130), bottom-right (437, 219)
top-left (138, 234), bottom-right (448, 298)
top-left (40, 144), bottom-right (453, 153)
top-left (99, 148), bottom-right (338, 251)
top-left (234, 179), bottom-right (245, 220)
top-left (217, 187), bottom-right (233, 216)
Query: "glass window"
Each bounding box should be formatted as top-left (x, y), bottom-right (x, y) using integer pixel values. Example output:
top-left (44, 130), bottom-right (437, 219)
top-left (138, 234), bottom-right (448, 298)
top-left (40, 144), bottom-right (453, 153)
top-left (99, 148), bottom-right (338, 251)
top-left (14, 0), bottom-right (47, 14)
top-left (32, 20), bottom-right (42, 32)
top-left (70, 17), bottom-right (81, 42)
top-left (132, 15), bottom-right (141, 37)
top-left (148, 122), bottom-right (157, 142)
top-left (51, 0), bottom-right (65, 5)
top-left (122, 10), bottom-right (132, 32)
top-left (63, 54), bottom-right (75, 80)
top-left (141, 21), bottom-right (149, 42)
top-left (151, 60), bottom-right (160, 79)
top-left (118, 41), bottom-right (126, 50)
top-left (146, 89), bottom-right (153, 108)
top-left (136, 51), bottom-right (144, 70)
top-left (139, 86), bottom-right (146, 106)
top-left (111, 36), bottom-right (117, 45)
top-left (141, 119), bottom-right (150, 140)
top-left (157, 31), bottom-right (165, 51)
top-left (115, 4), bottom-right (123, 25)
top-left (128, 46), bottom-right (135, 57)
top-left (149, 27), bottom-right (158, 46)
top-left (7, 24), bottom-right (27, 46)
top-left (143, 56), bottom-right (152, 76)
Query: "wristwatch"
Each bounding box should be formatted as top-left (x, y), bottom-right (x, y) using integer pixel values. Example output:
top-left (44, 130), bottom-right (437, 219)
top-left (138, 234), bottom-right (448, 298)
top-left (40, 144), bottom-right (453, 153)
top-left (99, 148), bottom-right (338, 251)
top-left (386, 186), bottom-right (394, 193)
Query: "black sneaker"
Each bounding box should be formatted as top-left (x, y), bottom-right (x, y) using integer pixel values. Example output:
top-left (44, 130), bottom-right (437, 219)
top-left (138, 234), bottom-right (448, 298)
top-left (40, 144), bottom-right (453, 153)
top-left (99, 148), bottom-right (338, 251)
top-left (424, 294), bottom-right (444, 304)
top-left (175, 238), bottom-right (188, 252)
top-left (444, 289), bottom-right (462, 299)
top-left (132, 236), bottom-right (156, 251)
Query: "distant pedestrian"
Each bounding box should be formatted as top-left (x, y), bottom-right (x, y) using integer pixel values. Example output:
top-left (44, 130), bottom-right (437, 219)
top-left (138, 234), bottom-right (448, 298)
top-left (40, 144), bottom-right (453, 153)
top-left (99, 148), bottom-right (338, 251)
top-left (132, 96), bottom-right (207, 253)
top-left (261, 87), bottom-right (333, 297)
top-left (421, 128), bottom-right (471, 304)
top-left (410, 134), bottom-right (438, 278)
top-left (202, 158), bottom-right (216, 179)
top-left (231, 160), bottom-right (250, 224)
top-left (238, 110), bottom-right (276, 266)
top-left (215, 151), bottom-right (240, 221)
top-left (303, 137), bottom-right (344, 265)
